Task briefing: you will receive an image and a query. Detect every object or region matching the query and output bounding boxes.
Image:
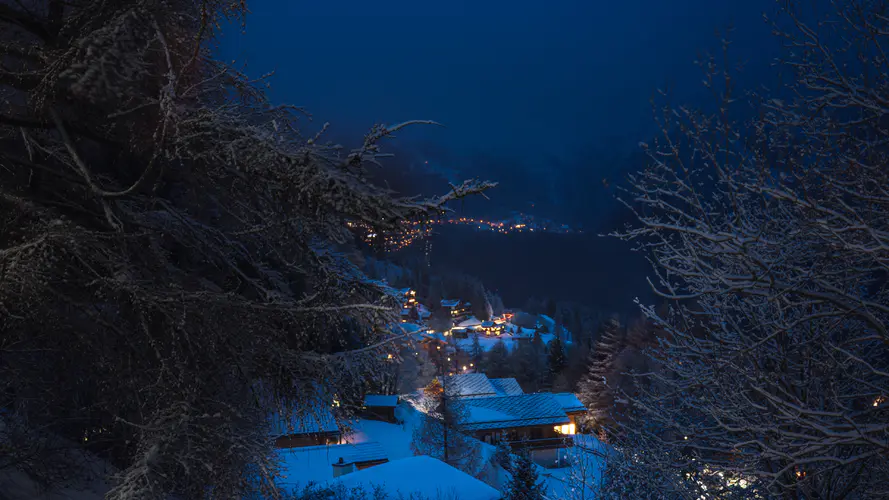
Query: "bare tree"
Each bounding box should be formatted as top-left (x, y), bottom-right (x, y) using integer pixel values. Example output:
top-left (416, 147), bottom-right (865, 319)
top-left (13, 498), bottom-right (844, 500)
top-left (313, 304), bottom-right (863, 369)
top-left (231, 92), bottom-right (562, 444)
top-left (602, 2), bottom-right (889, 499)
top-left (0, 1), bottom-right (493, 498)
top-left (410, 378), bottom-right (481, 475)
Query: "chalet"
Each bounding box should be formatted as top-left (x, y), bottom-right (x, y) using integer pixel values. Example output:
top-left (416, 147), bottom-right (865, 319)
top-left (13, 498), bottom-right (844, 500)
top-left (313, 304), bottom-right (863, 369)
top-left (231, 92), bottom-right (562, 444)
top-left (441, 299), bottom-right (471, 319)
top-left (363, 394), bottom-right (399, 423)
top-left (455, 393), bottom-right (573, 452)
top-left (270, 406), bottom-right (342, 448)
top-left (397, 288), bottom-right (418, 308)
top-left (479, 321), bottom-right (504, 335)
top-left (329, 441), bottom-right (389, 476)
top-left (433, 374), bottom-right (581, 465)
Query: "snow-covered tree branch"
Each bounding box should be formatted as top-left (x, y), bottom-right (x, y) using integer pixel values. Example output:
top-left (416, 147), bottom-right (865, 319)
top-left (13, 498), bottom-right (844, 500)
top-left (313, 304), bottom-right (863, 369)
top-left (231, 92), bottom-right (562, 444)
top-left (0, 1), bottom-right (493, 498)
top-left (594, 2), bottom-right (889, 498)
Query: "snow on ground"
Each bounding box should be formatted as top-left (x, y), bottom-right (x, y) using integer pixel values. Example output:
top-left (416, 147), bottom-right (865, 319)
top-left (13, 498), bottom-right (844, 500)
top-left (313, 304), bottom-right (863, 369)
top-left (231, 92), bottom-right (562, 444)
top-left (276, 403), bottom-right (607, 499)
top-left (331, 455), bottom-right (501, 500)
top-left (455, 331), bottom-right (560, 353)
top-left (277, 444), bottom-right (352, 491)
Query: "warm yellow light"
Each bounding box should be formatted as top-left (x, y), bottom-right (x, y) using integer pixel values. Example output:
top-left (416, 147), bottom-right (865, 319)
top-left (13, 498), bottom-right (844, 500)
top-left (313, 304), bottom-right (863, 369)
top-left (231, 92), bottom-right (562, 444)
top-left (387, 354), bottom-right (393, 359)
top-left (463, 366), bottom-right (467, 370)
top-left (436, 346), bottom-right (440, 350)
top-left (554, 423), bottom-right (576, 435)
top-left (470, 363), bottom-right (474, 367)
top-left (684, 436), bottom-right (688, 440)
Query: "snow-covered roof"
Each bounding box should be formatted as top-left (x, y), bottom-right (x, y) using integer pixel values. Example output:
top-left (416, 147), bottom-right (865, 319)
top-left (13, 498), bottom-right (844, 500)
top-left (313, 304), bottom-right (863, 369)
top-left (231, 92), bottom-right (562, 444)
top-left (481, 321), bottom-right (495, 328)
top-left (277, 441), bottom-right (388, 489)
top-left (269, 407), bottom-right (339, 437)
top-left (329, 456), bottom-right (500, 500)
top-left (490, 378), bottom-right (523, 396)
top-left (441, 299), bottom-right (460, 308)
top-left (439, 373), bottom-right (498, 398)
top-left (364, 395), bottom-right (399, 407)
top-left (458, 317), bottom-right (482, 327)
top-left (455, 394), bottom-right (570, 431)
top-left (332, 441), bottom-right (388, 465)
top-left (553, 393), bottom-right (586, 413)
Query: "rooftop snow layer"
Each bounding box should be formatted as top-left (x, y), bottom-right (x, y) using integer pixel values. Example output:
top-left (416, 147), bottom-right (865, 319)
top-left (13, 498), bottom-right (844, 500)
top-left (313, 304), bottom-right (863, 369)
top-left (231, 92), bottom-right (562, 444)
top-left (269, 406), bottom-right (339, 437)
top-left (455, 393), bottom-right (570, 431)
top-left (490, 378), bottom-right (524, 396)
top-left (439, 373), bottom-right (498, 398)
top-left (329, 456), bottom-right (500, 500)
top-left (277, 442), bottom-right (388, 489)
top-left (364, 395), bottom-right (399, 407)
top-left (553, 393), bottom-right (586, 413)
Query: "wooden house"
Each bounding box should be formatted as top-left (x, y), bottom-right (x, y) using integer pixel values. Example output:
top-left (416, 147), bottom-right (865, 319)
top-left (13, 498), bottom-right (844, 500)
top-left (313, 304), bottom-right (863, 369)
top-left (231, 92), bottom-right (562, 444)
top-left (329, 441), bottom-right (389, 477)
top-left (441, 299), bottom-right (471, 319)
top-left (479, 321), bottom-right (504, 335)
top-left (363, 394), bottom-right (399, 423)
top-left (270, 407), bottom-right (342, 448)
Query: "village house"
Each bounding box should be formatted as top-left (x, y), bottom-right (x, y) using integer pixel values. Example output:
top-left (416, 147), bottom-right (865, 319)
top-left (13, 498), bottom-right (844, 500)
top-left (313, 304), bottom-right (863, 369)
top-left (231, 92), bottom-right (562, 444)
top-left (435, 373), bottom-right (586, 465)
top-left (329, 441), bottom-right (389, 476)
top-left (363, 394), bottom-right (399, 423)
top-left (441, 298), bottom-right (471, 319)
top-left (270, 406), bottom-right (342, 448)
top-left (479, 321), bottom-right (504, 335)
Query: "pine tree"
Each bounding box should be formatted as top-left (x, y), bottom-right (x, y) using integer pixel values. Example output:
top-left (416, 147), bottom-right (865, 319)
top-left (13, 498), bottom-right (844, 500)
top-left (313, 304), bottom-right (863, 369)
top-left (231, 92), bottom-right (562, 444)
top-left (547, 337), bottom-right (567, 384)
top-left (577, 317), bottom-right (624, 433)
top-left (470, 334), bottom-right (485, 372)
top-left (486, 339), bottom-right (512, 378)
top-left (514, 333), bottom-right (547, 391)
top-left (504, 449), bottom-right (545, 500)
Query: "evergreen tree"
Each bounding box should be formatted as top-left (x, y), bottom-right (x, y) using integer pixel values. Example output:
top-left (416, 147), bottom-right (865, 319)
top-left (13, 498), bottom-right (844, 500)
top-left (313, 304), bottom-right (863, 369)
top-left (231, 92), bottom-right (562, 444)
top-left (487, 292), bottom-right (506, 316)
top-left (470, 334), bottom-right (485, 372)
top-left (493, 437), bottom-right (513, 473)
top-left (504, 449), bottom-right (545, 500)
top-left (577, 317), bottom-right (624, 433)
top-left (547, 337), bottom-right (567, 384)
top-left (515, 333), bottom-right (547, 391)
top-left (486, 339), bottom-right (512, 378)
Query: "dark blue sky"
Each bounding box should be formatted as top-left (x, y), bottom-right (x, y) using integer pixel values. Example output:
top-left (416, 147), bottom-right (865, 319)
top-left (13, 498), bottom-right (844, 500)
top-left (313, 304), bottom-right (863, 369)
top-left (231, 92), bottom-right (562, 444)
top-left (221, 0), bottom-right (780, 222)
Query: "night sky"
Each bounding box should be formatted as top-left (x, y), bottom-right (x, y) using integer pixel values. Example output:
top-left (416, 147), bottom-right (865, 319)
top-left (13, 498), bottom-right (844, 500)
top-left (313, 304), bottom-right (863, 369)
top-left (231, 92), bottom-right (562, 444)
top-left (220, 2), bottom-right (780, 221)
top-left (219, 1), bottom-right (785, 310)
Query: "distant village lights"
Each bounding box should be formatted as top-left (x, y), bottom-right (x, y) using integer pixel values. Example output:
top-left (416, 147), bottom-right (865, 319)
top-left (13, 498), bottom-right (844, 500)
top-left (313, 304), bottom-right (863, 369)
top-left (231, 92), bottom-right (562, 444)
top-left (346, 213), bottom-right (578, 252)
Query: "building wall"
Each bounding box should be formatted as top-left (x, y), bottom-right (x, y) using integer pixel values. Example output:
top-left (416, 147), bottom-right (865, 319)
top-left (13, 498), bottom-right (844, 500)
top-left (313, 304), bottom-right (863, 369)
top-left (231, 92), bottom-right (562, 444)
top-left (365, 406), bottom-right (396, 423)
top-left (274, 432), bottom-right (341, 449)
top-left (475, 424), bottom-right (566, 448)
